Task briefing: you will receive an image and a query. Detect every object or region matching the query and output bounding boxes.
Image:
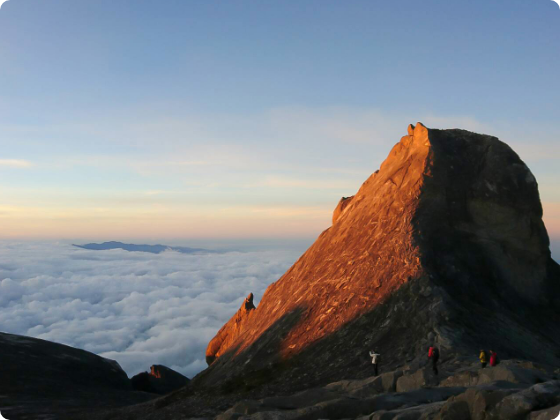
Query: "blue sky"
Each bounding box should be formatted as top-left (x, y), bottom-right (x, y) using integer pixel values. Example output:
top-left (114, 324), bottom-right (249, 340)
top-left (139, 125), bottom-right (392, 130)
top-left (0, 0), bottom-right (559, 248)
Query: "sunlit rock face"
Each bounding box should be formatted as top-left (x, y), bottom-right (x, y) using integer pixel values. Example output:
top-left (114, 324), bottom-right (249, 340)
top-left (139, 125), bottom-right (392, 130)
top-left (206, 292), bottom-right (256, 365)
top-left (200, 123), bottom-right (560, 390)
top-left (332, 196), bottom-right (354, 224)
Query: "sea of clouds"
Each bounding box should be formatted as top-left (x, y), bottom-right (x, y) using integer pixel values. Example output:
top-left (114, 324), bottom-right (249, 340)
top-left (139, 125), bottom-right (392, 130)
top-left (1, 239), bottom-right (557, 381)
top-left (0, 241), bottom-right (303, 378)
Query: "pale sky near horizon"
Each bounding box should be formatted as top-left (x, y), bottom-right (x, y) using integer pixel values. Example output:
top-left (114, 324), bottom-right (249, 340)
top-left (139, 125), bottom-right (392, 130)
top-left (1, 0), bottom-right (559, 249)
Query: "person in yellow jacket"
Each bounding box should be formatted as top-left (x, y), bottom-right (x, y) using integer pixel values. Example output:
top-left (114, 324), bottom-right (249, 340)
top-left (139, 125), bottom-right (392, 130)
top-left (479, 349), bottom-right (488, 368)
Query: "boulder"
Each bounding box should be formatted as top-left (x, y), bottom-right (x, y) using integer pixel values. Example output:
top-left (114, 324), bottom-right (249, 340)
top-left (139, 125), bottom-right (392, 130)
top-left (325, 370), bottom-right (403, 397)
top-left (325, 376), bottom-right (382, 396)
top-left (216, 400), bottom-right (266, 420)
top-left (130, 364), bottom-right (189, 395)
top-left (437, 383), bottom-right (522, 420)
top-left (491, 380), bottom-right (560, 420)
top-left (378, 370), bottom-right (405, 394)
top-left (477, 363), bottom-right (549, 386)
top-left (529, 404), bottom-right (560, 419)
top-left (260, 387), bottom-right (341, 410)
top-left (396, 368), bottom-right (438, 393)
top-left (439, 361), bottom-right (552, 388)
top-left (439, 370), bottom-right (480, 388)
top-left (435, 400), bottom-right (471, 420)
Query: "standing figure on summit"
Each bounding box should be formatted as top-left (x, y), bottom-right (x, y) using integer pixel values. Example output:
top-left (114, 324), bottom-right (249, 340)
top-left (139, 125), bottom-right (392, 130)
top-left (428, 346), bottom-right (439, 375)
top-left (479, 349), bottom-right (488, 368)
top-left (244, 293), bottom-right (255, 311)
top-left (369, 350), bottom-right (380, 376)
top-left (489, 350), bottom-right (498, 367)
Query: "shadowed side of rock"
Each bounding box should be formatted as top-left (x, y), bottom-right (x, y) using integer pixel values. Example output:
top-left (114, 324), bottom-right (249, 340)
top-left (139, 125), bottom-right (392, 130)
top-left (130, 365), bottom-right (189, 395)
top-left (412, 127), bottom-right (560, 365)
top-left (416, 127), bottom-right (556, 305)
top-left (0, 332), bottom-right (156, 420)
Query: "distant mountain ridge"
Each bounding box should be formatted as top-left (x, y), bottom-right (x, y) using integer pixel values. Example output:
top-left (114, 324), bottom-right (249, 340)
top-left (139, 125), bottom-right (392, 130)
top-left (73, 241), bottom-right (214, 254)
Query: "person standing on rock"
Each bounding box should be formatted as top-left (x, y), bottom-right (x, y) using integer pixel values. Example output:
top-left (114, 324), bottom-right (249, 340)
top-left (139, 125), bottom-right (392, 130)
top-left (489, 350), bottom-right (498, 367)
top-left (428, 346), bottom-right (439, 375)
top-left (244, 293), bottom-right (256, 311)
top-left (479, 350), bottom-right (488, 368)
top-left (369, 350), bottom-right (380, 376)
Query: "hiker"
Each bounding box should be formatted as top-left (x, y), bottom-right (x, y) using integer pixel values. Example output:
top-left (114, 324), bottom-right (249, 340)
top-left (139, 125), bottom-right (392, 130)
top-left (479, 349), bottom-right (488, 368)
top-left (428, 346), bottom-right (440, 375)
top-left (369, 350), bottom-right (380, 376)
top-left (490, 350), bottom-right (498, 367)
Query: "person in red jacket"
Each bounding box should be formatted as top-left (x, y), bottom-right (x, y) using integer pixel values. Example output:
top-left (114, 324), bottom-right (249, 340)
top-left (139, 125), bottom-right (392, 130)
top-left (428, 346), bottom-right (439, 375)
top-left (489, 350), bottom-right (498, 367)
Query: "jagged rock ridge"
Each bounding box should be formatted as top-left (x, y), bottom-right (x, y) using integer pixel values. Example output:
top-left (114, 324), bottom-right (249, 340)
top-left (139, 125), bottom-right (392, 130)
top-left (206, 292), bottom-right (256, 365)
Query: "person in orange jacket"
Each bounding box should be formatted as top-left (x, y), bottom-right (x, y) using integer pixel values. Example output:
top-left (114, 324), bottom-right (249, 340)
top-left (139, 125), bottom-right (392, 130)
top-left (479, 350), bottom-right (488, 368)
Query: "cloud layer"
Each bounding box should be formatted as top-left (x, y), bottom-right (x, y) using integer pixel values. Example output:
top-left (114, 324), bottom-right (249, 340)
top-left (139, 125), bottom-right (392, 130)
top-left (0, 236), bottom-right (557, 382)
top-left (0, 241), bottom-right (301, 378)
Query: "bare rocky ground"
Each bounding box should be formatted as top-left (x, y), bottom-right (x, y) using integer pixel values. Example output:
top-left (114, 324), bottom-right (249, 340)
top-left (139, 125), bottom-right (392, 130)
top-left (77, 358), bottom-right (560, 420)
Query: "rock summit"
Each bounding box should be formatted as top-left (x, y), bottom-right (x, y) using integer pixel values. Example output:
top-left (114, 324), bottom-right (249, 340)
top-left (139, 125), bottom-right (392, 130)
top-left (202, 123), bottom-right (560, 391)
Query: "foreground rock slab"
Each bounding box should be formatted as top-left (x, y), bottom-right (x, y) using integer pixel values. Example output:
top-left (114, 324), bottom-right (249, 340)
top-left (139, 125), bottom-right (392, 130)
top-left (0, 332), bottom-right (155, 419)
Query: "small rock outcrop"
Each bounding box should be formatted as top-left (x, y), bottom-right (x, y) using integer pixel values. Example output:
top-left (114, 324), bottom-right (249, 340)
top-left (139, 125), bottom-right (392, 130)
top-left (130, 365), bottom-right (189, 395)
top-left (332, 196), bottom-right (354, 224)
top-left (206, 292), bottom-right (257, 365)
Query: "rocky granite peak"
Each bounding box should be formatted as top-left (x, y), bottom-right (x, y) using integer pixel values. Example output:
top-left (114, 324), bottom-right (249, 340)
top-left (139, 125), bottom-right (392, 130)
top-left (198, 123), bottom-right (560, 392)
